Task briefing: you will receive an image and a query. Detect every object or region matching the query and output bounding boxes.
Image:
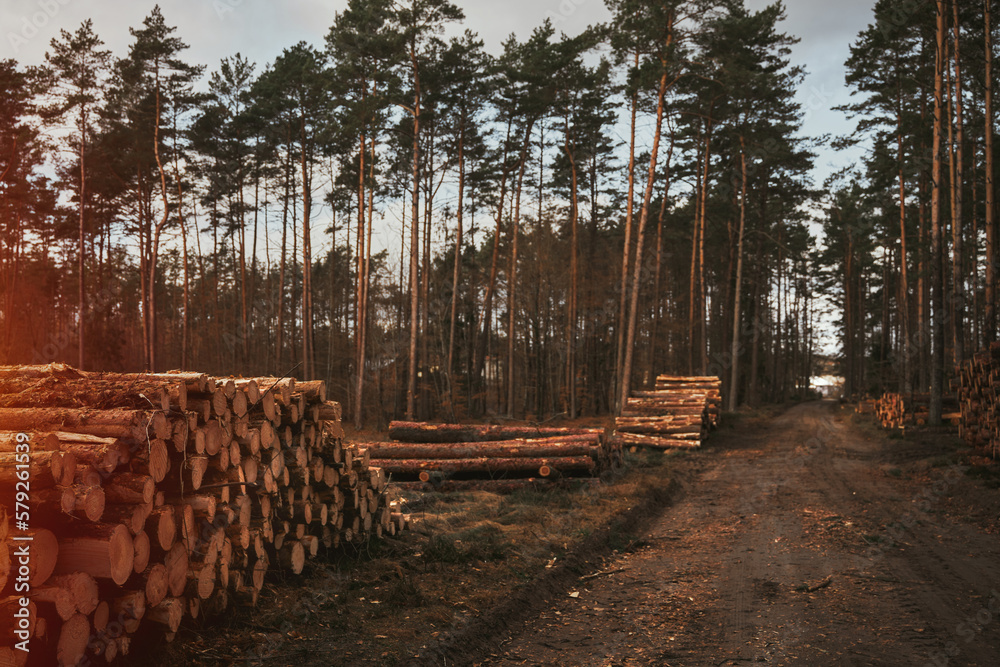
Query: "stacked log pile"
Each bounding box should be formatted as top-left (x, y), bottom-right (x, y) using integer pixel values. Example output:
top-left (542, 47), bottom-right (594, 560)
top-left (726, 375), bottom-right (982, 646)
top-left (956, 342), bottom-right (1000, 456)
top-left (365, 422), bottom-right (621, 492)
top-left (874, 392), bottom-right (961, 430)
top-left (0, 364), bottom-right (405, 666)
top-left (855, 398), bottom-right (876, 415)
top-left (614, 375), bottom-right (721, 450)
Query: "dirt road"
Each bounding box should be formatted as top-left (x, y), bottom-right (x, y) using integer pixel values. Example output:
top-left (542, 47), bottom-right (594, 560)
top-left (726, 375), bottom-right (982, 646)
top-left (477, 401), bottom-right (1000, 666)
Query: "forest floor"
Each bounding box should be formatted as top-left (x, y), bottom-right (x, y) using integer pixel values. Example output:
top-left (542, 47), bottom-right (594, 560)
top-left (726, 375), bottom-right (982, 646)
top-left (154, 401), bottom-right (1000, 666)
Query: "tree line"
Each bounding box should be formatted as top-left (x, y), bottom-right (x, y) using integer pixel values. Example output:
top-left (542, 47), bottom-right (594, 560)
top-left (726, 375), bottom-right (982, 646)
top-left (0, 0), bottom-right (817, 427)
top-left (829, 0), bottom-right (1000, 422)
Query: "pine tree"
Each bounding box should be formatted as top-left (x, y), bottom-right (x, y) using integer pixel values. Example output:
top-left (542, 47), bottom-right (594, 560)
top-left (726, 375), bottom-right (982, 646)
top-left (42, 20), bottom-right (111, 371)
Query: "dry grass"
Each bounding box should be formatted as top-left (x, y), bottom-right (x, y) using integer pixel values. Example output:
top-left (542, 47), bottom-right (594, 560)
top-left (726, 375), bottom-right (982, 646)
top-left (146, 441), bottom-right (679, 666)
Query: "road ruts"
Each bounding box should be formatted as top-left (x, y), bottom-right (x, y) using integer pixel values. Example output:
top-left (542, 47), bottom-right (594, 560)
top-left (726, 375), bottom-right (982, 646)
top-left (476, 401), bottom-right (1000, 667)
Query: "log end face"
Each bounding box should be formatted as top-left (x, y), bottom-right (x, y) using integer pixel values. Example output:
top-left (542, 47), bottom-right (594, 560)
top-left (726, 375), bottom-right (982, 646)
top-left (109, 524), bottom-right (135, 586)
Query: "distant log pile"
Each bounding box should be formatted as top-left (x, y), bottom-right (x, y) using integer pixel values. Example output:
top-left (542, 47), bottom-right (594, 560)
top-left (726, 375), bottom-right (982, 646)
top-left (854, 398), bottom-right (876, 415)
top-left (0, 364), bottom-right (404, 666)
top-left (956, 341), bottom-right (1000, 456)
top-left (873, 392), bottom-right (961, 430)
top-left (614, 375), bottom-right (721, 450)
top-left (363, 422), bottom-right (622, 492)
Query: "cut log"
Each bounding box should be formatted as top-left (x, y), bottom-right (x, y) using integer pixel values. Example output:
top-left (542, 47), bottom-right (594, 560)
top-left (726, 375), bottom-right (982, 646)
top-left (142, 563), bottom-right (169, 608)
top-left (54, 523), bottom-right (134, 585)
top-left (0, 450), bottom-right (65, 488)
top-left (110, 589), bottom-right (145, 633)
top-left (164, 543), bottom-right (189, 598)
top-left (146, 506), bottom-right (177, 553)
top-left (617, 432), bottom-right (703, 450)
top-left (387, 421), bottom-right (603, 443)
top-left (103, 473), bottom-right (155, 505)
top-left (147, 597), bottom-right (185, 632)
top-left (56, 612), bottom-right (90, 667)
top-left (364, 437), bottom-right (601, 460)
top-left (132, 531), bottom-right (150, 573)
top-left (278, 540), bottom-right (305, 575)
top-left (0, 408), bottom-right (159, 443)
top-left (13, 528), bottom-right (59, 586)
top-left (392, 478), bottom-right (572, 493)
top-left (369, 456), bottom-right (596, 478)
top-left (92, 600), bottom-right (109, 633)
top-left (100, 501), bottom-right (148, 535)
top-left (32, 584), bottom-right (76, 620)
top-left (46, 572), bottom-right (99, 615)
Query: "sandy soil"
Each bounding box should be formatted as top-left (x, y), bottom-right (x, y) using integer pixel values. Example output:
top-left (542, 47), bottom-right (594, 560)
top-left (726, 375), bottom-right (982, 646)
top-left (466, 401), bottom-right (1000, 666)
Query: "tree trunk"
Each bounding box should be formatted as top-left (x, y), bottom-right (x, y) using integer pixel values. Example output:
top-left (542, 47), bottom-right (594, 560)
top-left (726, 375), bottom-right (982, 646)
top-left (300, 113), bottom-right (315, 381)
top-left (78, 108), bottom-right (87, 371)
top-left (447, 123), bottom-right (466, 419)
top-left (365, 438), bottom-right (600, 461)
top-left (149, 66), bottom-right (171, 373)
top-left (728, 138), bottom-right (749, 412)
top-left (949, 3), bottom-right (965, 366)
top-left (930, 0), bottom-right (946, 424)
top-left (387, 421), bottom-right (601, 442)
top-left (507, 121), bottom-right (537, 418)
top-left (986, 0), bottom-right (996, 346)
top-left (368, 456), bottom-right (595, 478)
top-left (276, 137), bottom-right (292, 374)
top-left (565, 131), bottom-right (579, 419)
top-left (619, 68), bottom-right (670, 413)
top-left (406, 44), bottom-right (421, 419)
top-left (697, 122), bottom-right (711, 375)
top-left (173, 117), bottom-right (190, 371)
top-left (896, 96), bottom-right (910, 392)
top-left (616, 50), bottom-right (640, 402)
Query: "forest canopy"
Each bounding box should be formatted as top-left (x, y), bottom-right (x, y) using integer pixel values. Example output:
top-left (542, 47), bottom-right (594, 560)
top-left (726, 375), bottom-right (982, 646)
top-left (14, 0), bottom-right (971, 427)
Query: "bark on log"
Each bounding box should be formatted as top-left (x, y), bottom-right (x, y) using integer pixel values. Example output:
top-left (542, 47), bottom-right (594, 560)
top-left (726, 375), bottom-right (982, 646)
top-left (54, 523), bottom-right (134, 585)
top-left (369, 456), bottom-right (596, 477)
top-left (56, 612), bottom-right (90, 667)
top-left (364, 437), bottom-right (601, 460)
top-left (617, 433), bottom-right (703, 450)
top-left (46, 572), bottom-right (99, 615)
top-left (387, 421), bottom-right (604, 443)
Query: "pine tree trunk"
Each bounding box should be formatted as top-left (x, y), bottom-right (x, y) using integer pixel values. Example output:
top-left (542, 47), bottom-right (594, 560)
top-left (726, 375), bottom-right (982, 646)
top-left (565, 132), bottom-right (579, 420)
top-left (447, 125), bottom-right (465, 419)
top-left (619, 67), bottom-right (670, 414)
top-left (949, 4), bottom-right (966, 366)
top-left (986, 0), bottom-right (996, 346)
top-left (406, 45), bottom-right (421, 419)
top-left (688, 125), bottom-right (710, 376)
top-left (697, 123), bottom-right (711, 376)
top-left (300, 113), bottom-right (315, 381)
top-left (474, 134), bottom-right (510, 413)
top-left (897, 98), bottom-right (910, 392)
top-left (616, 50), bottom-right (640, 405)
top-left (150, 65), bottom-right (171, 373)
top-left (172, 117), bottom-right (189, 371)
top-left (354, 131), bottom-right (366, 427)
top-left (78, 108), bottom-right (86, 371)
top-left (507, 122), bottom-right (536, 418)
top-left (930, 0), bottom-right (946, 424)
top-left (727, 138), bottom-right (749, 412)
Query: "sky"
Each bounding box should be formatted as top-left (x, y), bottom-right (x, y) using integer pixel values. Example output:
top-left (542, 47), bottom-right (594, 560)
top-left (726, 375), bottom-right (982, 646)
top-left (3, 0), bottom-right (876, 358)
top-left (5, 0), bottom-right (874, 187)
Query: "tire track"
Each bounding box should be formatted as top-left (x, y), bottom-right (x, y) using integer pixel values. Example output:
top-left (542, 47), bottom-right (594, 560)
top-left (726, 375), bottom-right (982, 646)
top-left (471, 401), bottom-right (1000, 667)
